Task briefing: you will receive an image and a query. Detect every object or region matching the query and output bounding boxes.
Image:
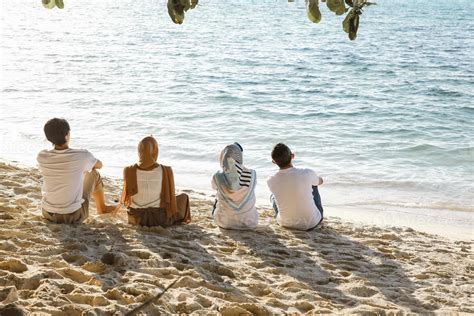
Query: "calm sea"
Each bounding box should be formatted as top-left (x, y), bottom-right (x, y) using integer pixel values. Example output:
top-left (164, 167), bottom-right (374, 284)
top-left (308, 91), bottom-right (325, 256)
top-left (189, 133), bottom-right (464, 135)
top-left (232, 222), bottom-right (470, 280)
top-left (1, 0), bottom-right (473, 237)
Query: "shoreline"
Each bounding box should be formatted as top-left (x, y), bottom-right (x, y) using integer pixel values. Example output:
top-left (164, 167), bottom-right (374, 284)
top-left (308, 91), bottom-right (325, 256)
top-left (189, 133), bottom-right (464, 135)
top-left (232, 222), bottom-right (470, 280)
top-left (1, 157), bottom-right (472, 242)
top-left (0, 161), bottom-right (472, 314)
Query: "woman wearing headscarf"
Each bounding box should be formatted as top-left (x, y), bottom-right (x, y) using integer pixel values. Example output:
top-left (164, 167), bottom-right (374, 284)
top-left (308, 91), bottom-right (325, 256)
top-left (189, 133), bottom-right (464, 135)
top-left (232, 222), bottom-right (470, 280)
top-left (121, 136), bottom-right (191, 227)
top-left (211, 142), bottom-right (258, 230)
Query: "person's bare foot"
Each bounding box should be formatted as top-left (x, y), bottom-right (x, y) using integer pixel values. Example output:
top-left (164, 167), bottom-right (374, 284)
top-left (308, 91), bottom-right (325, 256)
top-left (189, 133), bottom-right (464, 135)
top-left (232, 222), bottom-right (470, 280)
top-left (97, 205), bottom-right (118, 215)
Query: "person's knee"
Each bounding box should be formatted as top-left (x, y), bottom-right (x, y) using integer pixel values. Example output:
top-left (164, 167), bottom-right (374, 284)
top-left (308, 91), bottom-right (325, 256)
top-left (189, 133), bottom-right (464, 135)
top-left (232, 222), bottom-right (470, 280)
top-left (176, 193), bottom-right (189, 203)
top-left (89, 169), bottom-right (103, 191)
top-left (83, 170), bottom-right (104, 199)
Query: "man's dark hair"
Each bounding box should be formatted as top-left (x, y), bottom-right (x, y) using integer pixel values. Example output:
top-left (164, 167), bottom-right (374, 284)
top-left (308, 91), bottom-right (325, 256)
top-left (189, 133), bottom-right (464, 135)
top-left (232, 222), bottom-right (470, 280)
top-left (271, 143), bottom-right (292, 168)
top-left (44, 118), bottom-right (70, 146)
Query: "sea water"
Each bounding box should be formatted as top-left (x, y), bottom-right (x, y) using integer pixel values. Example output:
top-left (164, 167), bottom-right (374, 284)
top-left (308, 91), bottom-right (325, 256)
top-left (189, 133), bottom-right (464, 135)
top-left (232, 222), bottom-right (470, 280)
top-left (0, 0), bottom-right (473, 238)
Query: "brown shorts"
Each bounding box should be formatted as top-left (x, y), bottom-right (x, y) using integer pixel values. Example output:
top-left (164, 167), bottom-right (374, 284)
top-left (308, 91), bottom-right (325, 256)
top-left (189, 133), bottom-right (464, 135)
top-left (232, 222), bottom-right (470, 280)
top-left (42, 169), bottom-right (103, 224)
top-left (127, 193), bottom-right (190, 227)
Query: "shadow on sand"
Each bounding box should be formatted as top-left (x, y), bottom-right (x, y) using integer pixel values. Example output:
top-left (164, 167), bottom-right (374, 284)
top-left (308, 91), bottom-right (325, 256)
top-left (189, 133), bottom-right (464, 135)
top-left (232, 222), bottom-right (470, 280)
top-left (135, 223), bottom-right (252, 309)
top-left (220, 225), bottom-right (359, 311)
top-left (288, 224), bottom-right (433, 314)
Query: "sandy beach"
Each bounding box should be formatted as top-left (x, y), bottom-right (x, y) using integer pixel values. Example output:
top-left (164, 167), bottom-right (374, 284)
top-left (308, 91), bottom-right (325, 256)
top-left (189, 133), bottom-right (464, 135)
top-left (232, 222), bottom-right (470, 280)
top-left (0, 161), bottom-right (472, 315)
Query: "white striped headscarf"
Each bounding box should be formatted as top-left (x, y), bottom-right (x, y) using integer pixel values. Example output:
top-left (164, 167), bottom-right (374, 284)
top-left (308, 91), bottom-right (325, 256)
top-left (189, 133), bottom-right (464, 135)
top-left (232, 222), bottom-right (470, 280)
top-left (213, 143), bottom-right (257, 211)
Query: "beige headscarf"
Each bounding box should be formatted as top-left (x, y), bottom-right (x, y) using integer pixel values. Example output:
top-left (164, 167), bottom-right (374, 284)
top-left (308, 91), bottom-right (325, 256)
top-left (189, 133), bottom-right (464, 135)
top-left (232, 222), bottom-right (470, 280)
top-left (121, 136), bottom-right (185, 225)
top-left (138, 136), bottom-right (159, 170)
top-left (121, 136), bottom-right (187, 226)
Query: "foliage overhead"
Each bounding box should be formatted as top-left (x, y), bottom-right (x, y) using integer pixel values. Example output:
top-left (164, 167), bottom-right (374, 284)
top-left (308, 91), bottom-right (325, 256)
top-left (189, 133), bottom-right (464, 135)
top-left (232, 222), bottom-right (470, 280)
top-left (167, 0), bottom-right (199, 24)
top-left (41, 0), bottom-right (375, 41)
top-left (42, 0), bottom-right (63, 9)
top-left (305, 0), bottom-right (376, 40)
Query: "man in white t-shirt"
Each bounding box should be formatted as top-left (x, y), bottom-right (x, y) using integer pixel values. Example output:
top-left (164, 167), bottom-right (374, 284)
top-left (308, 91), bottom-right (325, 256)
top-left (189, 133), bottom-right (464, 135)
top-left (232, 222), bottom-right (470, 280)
top-left (266, 143), bottom-right (324, 231)
top-left (37, 118), bottom-right (116, 224)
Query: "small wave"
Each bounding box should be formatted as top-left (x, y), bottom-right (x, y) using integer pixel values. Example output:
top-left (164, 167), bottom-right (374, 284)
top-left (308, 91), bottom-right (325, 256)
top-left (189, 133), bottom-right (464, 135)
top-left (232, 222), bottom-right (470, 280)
top-left (343, 200), bottom-right (473, 213)
top-left (446, 146), bottom-right (474, 156)
top-left (395, 144), bottom-right (474, 163)
top-left (328, 179), bottom-right (428, 190)
top-left (400, 144), bottom-right (446, 153)
top-left (459, 106), bottom-right (474, 113)
top-left (424, 87), bottom-right (465, 98)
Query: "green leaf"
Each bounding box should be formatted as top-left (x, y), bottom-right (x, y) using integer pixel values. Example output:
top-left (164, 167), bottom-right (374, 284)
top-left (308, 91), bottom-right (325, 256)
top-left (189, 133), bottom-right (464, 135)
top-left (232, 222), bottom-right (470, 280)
top-left (42, 0), bottom-right (56, 9)
top-left (55, 0), bottom-right (64, 9)
top-left (326, 0), bottom-right (345, 15)
top-left (167, 0), bottom-right (185, 24)
top-left (306, 0), bottom-right (322, 23)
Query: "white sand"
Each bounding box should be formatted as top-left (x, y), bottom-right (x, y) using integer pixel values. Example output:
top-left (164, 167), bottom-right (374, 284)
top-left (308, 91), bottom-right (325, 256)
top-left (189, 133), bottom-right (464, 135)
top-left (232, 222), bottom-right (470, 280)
top-left (0, 162), bottom-right (472, 315)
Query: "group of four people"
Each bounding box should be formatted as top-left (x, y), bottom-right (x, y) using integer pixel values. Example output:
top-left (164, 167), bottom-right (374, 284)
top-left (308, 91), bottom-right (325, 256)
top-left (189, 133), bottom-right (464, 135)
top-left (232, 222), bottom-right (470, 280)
top-left (37, 118), bottom-right (324, 231)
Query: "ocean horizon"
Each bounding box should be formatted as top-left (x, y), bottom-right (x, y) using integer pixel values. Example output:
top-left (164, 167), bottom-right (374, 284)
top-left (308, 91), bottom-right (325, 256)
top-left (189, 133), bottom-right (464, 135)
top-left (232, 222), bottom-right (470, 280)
top-left (1, 0), bottom-right (473, 238)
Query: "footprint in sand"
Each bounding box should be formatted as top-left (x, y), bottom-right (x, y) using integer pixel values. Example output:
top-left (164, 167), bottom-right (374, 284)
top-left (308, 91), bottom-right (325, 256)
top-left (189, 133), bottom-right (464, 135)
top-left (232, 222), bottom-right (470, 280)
top-left (14, 198), bottom-right (32, 207)
top-left (277, 280), bottom-right (310, 291)
top-left (126, 249), bottom-right (152, 260)
top-left (363, 239), bottom-right (389, 246)
top-left (0, 286), bottom-right (18, 304)
top-left (13, 187), bottom-right (29, 195)
top-left (64, 241), bottom-right (88, 252)
top-left (0, 213), bottom-right (14, 220)
top-left (0, 303), bottom-right (25, 315)
top-left (62, 254), bottom-right (88, 265)
top-left (248, 261), bottom-right (265, 269)
top-left (0, 241), bottom-right (19, 252)
top-left (174, 276), bottom-right (202, 289)
top-left (26, 193), bottom-right (42, 200)
top-left (295, 300), bottom-right (315, 313)
top-left (44, 279), bottom-right (75, 294)
top-left (315, 277), bottom-right (331, 285)
top-left (64, 293), bottom-right (110, 307)
top-left (320, 250), bottom-right (331, 256)
top-left (220, 303), bottom-right (269, 316)
top-left (57, 268), bottom-right (100, 285)
top-left (100, 252), bottom-right (128, 267)
top-left (25, 270), bottom-right (65, 291)
top-left (0, 259), bottom-right (28, 273)
top-left (377, 247), bottom-right (393, 254)
top-left (320, 263), bottom-right (336, 271)
top-left (201, 263), bottom-right (236, 278)
top-left (247, 283), bottom-right (272, 297)
top-left (105, 289), bottom-right (135, 305)
top-left (348, 286), bottom-right (379, 298)
top-left (195, 294), bottom-right (213, 308)
top-left (82, 261), bottom-right (107, 274)
top-left (379, 233), bottom-right (401, 241)
top-left (338, 271), bottom-right (352, 277)
top-left (1, 180), bottom-right (22, 187)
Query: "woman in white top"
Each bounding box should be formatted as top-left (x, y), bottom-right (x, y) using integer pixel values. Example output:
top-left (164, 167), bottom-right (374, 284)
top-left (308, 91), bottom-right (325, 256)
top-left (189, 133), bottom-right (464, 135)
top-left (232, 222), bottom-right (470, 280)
top-left (121, 136), bottom-right (190, 227)
top-left (211, 143), bottom-right (258, 230)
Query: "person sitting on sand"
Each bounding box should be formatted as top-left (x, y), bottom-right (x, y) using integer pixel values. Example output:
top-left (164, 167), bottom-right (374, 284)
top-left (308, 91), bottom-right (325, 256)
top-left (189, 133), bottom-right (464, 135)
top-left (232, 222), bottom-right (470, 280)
top-left (37, 118), bottom-right (116, 224)
top-left (211, 142), bottom-right (258, 230)
top-left (266, 143), bottom-right (324, 231)
top-left (121, 136), bottom-right (191, 227)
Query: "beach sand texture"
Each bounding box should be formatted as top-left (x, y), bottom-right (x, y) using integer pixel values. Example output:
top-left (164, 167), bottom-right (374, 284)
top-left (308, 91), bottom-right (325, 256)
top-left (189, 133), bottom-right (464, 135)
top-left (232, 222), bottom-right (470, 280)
top-left (0, 162), bottom-right (472, 315)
